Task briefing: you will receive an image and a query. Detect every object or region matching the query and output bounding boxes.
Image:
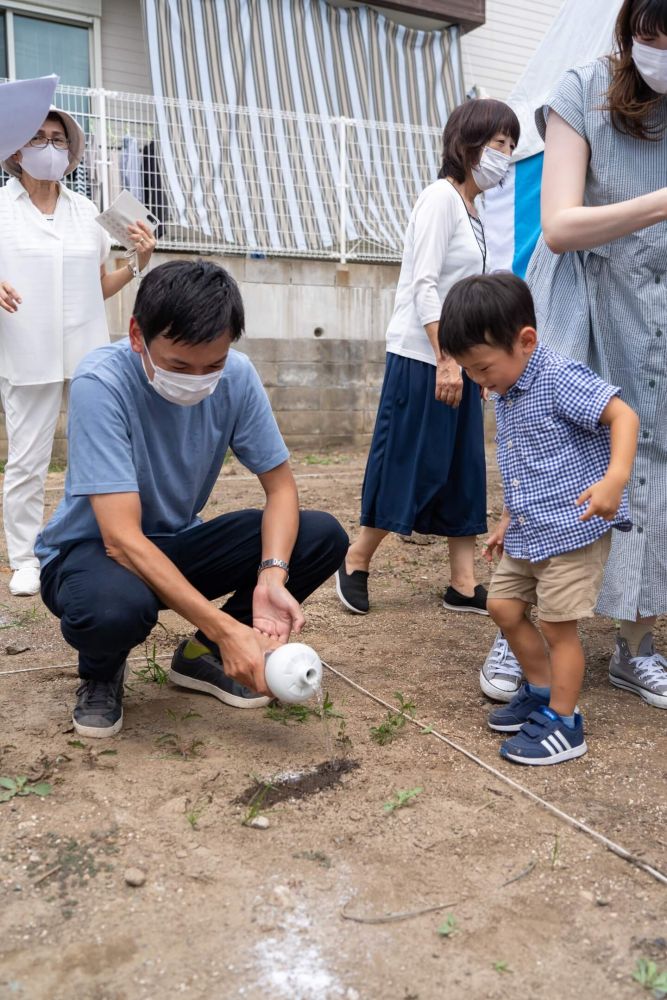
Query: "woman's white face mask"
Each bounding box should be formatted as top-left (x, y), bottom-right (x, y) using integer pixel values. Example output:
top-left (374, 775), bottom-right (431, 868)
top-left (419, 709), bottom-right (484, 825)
top-left (19, 144), bottom-right (69, 182)
top-left (142, 342), bottom-right (223, 406)
top-left (632, 38), bottom-right (667, 94)
top-left (471, 146), bottom-right (512, 192)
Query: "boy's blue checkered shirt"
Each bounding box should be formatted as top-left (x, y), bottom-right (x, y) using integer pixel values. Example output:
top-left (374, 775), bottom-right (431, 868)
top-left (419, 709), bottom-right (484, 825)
top-left (495, 344), bottom-right (632, 562)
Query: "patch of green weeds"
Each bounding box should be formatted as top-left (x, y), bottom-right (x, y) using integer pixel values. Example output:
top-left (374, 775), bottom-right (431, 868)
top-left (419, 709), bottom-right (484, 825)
top-left (437, 914), bottom-right (458, 938)
top-left (265, 703), bottom-right (311, 725)
top-left (420, 725), bottom-right (434, 734)
top-left (134, 641), bottom-right (168, 686)
top-left (185, 806), bottom-right (204, 829)
top-left (335, 718), bottom-right (353, 757)
top-left (155, 733), bottom-right (205, 760)
top-left (633, 959), bottom-right (667, 996)
top-left (68, 740), bottom-right (85, 749)
top-left (265, 691), bottom-right (343, 726)
top-left (493, 961), bottom-right (511, 974)
top-left (166, 707), bottom-right (202, 723)
top-left (370, 692), bottom-right (416, 746)
top-left (0, 776), bottom-right (52, 802)
top-left (241, 776), bottom-right (274, 826)
top-left (0, 603), bottom-right (44, 631)
top-left (383, 787), bottom-right (423, 814)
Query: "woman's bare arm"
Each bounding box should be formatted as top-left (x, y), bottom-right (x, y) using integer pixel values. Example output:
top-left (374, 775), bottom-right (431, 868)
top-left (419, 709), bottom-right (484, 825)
top-left (541, 112), bottom-right (667, 253)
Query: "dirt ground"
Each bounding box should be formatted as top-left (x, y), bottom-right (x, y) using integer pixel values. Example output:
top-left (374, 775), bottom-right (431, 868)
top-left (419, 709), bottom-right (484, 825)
top-left (1, 445), bottom-right (666, 1000)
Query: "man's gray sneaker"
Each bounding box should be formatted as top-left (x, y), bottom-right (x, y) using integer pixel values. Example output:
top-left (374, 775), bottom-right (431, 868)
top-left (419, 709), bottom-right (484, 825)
top-left (169, 639), bottom-right (271, 709)
top-left (609, 633), bottom-right (667, 709)
top-left (72, 661), bottom-right (127, 738)
top-left (480, 631), bottom-right (523, 702)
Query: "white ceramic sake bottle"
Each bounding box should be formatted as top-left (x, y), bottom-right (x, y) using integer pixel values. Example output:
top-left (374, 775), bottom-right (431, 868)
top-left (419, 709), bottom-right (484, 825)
top-left (264, 643), bottom-right (323, 704)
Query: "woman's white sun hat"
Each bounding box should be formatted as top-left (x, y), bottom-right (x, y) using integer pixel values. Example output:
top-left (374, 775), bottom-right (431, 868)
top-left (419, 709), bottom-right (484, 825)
top-left (1, 102), bottom-right (85, 178)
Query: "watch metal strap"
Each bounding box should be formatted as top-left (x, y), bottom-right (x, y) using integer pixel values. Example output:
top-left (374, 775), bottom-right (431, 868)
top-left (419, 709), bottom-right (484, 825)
top-left (257, 558), bottom-right (289, 581)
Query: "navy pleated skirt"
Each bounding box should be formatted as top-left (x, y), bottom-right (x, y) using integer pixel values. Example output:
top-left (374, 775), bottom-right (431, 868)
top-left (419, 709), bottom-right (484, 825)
top-left (360, 352), bottom-right (487, 537)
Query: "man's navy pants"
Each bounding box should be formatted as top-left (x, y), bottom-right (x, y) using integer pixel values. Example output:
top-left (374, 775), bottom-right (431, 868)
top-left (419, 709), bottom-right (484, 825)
top-left (40, 509), bottom-right (348, 681)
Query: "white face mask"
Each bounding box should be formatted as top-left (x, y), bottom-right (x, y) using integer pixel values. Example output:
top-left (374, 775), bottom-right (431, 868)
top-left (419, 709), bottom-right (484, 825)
top-left (142, 343), bottom-right (223, 406)
top-left (471, 146), bottom-right (511, 191)
top-left (19, 144), bottom-right (69, 182)
top-left (632, 39), bottom-right (667, 94)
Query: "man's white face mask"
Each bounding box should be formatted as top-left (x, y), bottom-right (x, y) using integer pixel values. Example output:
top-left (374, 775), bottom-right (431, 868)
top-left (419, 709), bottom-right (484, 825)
top-left (142, 341), bottom-right (223, 406)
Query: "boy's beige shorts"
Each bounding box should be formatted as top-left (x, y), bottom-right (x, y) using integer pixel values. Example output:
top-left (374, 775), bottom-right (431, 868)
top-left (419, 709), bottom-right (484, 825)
top-left (488, 532), bottom-right (612, 622)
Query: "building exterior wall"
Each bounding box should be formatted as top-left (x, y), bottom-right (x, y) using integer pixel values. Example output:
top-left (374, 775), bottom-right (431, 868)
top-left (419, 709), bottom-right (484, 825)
top-left (461, 0), bottom-right (564, 99)
top-left (101, 0), bottom-right (151, 94)
top-left (0, 254), bottom-right (400, 458)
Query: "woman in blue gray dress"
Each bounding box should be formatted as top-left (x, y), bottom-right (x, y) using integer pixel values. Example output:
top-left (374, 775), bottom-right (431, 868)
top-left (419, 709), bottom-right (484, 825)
top-left (518, 0), bottom-right (667, 711)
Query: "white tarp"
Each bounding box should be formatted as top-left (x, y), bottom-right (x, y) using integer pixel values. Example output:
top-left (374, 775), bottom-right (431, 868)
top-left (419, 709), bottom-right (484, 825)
top-left (509, 0), bottom-right (622, 162)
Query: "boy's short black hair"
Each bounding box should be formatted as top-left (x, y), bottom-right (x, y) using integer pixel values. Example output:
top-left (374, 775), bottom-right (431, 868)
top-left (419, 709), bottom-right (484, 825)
top-left (439, 273), bottom-right (537, 356)
top-left (132, 260), bottom-right (244, 346)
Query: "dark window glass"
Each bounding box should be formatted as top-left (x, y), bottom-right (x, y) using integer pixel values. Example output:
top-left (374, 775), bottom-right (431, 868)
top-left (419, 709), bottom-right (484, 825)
top-left (14, 14), bottom-right (90, 87)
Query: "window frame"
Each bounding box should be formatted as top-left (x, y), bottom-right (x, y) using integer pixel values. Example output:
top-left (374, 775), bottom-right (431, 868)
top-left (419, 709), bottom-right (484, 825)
top-left (0, 2), bottom-right (101, 86)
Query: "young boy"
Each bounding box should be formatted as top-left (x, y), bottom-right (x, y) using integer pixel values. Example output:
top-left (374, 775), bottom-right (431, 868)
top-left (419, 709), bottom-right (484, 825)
top-left (439, 273), bottom-right (639, 765)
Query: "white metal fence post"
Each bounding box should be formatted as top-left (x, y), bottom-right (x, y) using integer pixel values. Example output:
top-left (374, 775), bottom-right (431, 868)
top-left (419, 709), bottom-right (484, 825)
top-left (95, 88), bottom-right (110, 212)
top-left (338, 116), bottom-right (348, 264)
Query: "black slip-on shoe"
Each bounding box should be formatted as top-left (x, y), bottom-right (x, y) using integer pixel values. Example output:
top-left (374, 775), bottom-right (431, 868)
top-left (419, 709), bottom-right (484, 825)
top-left (169, 640), bottom-right (270, 709)
top-left (335, 561), bottom-right (369, 614)
top-left (442, 584), bottom-right (489, 616)
top-left (72, 661), bottom-right (127, 739)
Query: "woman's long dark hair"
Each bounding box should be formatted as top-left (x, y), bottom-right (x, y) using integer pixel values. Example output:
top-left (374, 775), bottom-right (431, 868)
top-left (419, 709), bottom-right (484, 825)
top-left (438, 99), bottom-right (520, 182)
top-left (606, 0), bottom-right (667, 139)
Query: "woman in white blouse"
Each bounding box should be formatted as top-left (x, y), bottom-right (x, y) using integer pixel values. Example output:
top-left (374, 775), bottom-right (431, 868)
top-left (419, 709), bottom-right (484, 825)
top-left (335, 99), bottom-right (519, 617)
top-left (0, 107), bottom-right (156, 596)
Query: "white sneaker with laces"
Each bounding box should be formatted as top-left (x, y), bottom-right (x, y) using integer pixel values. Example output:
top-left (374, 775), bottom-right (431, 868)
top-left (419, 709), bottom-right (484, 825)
top-left (9, 566), bottom-right (41, 597)
top-left (480, 631), bottom-right (523, 702)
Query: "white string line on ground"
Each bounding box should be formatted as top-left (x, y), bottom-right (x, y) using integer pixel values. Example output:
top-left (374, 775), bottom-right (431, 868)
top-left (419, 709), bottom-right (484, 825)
top-left (6, 648), bottom-right (661, 888)
top-left (322, 659), bottom-right (667, 889)
top-left (0, 654), bottom-right (147, 677)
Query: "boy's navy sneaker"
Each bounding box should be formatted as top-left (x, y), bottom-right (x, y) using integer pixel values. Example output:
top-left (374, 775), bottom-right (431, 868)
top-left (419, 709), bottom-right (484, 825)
top-left (169, 640), bottom-right (270, 709)
top-left (335, 561), bottom-right (369, 614)
top-left (487, 683), bottom-right (549, 732)
top-left (442, 584), bottom-right (489, 616)
top-left (72, 660), bottom-right (128, 739)
top-left (499, 706), bottom-right (587, 766)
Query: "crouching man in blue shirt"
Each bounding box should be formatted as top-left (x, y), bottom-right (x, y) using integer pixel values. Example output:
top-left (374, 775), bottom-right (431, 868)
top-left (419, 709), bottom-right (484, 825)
top-left (37, 260), bottom-right (348, 738)
top-left (440, 273), bottom-right (639, 765)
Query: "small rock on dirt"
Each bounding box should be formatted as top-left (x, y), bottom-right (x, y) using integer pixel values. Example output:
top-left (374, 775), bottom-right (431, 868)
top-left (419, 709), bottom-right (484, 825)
top-left (248, 816), bottom-right (270, 830)
top-left (124, 868), bottom-right (147, 887)
top-left (5, 645), bottom-right (30, 656)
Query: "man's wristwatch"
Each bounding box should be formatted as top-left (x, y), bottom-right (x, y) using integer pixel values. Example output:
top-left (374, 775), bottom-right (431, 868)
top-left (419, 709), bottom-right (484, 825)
top-left (257, 558), bottom-right (289, 582)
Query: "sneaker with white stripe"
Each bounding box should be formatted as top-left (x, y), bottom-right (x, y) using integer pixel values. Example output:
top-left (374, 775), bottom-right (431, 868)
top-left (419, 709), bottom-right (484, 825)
top-left (499, 706), bottom-right (587, 766)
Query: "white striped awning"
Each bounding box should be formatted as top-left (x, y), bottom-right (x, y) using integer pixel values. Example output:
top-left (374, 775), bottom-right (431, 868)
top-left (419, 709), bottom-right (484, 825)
top-left (142, 0), bottom-right (464, 259)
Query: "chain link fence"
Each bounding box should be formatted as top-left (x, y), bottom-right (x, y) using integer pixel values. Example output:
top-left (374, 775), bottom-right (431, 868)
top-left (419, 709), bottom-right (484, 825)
top-left (4, 82), bottom-right (443, 263)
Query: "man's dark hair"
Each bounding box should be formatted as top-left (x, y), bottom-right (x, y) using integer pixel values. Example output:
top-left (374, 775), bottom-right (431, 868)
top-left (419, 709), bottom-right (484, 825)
top-left (439, 273), bottom-right (537, 356)
top-left (438, 99), bottom-right (520, 182)
top-left (132, 260), bottom-right (245, 346)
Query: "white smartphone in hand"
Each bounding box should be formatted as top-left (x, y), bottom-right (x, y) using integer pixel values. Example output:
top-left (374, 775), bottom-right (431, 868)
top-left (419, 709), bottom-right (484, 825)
top-left (96, 190), bottom-right (160, 256)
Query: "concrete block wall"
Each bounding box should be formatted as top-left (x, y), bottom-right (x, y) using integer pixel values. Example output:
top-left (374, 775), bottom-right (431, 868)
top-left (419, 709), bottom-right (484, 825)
top-left (0, 253), bottom-right (400, 460)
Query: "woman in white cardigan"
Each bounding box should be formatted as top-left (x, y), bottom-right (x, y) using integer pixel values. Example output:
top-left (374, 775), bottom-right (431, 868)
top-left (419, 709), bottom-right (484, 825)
top-left (0, 107), bottom-right (156, 596)
top-left (335, 99), bottom-right (519, 617)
